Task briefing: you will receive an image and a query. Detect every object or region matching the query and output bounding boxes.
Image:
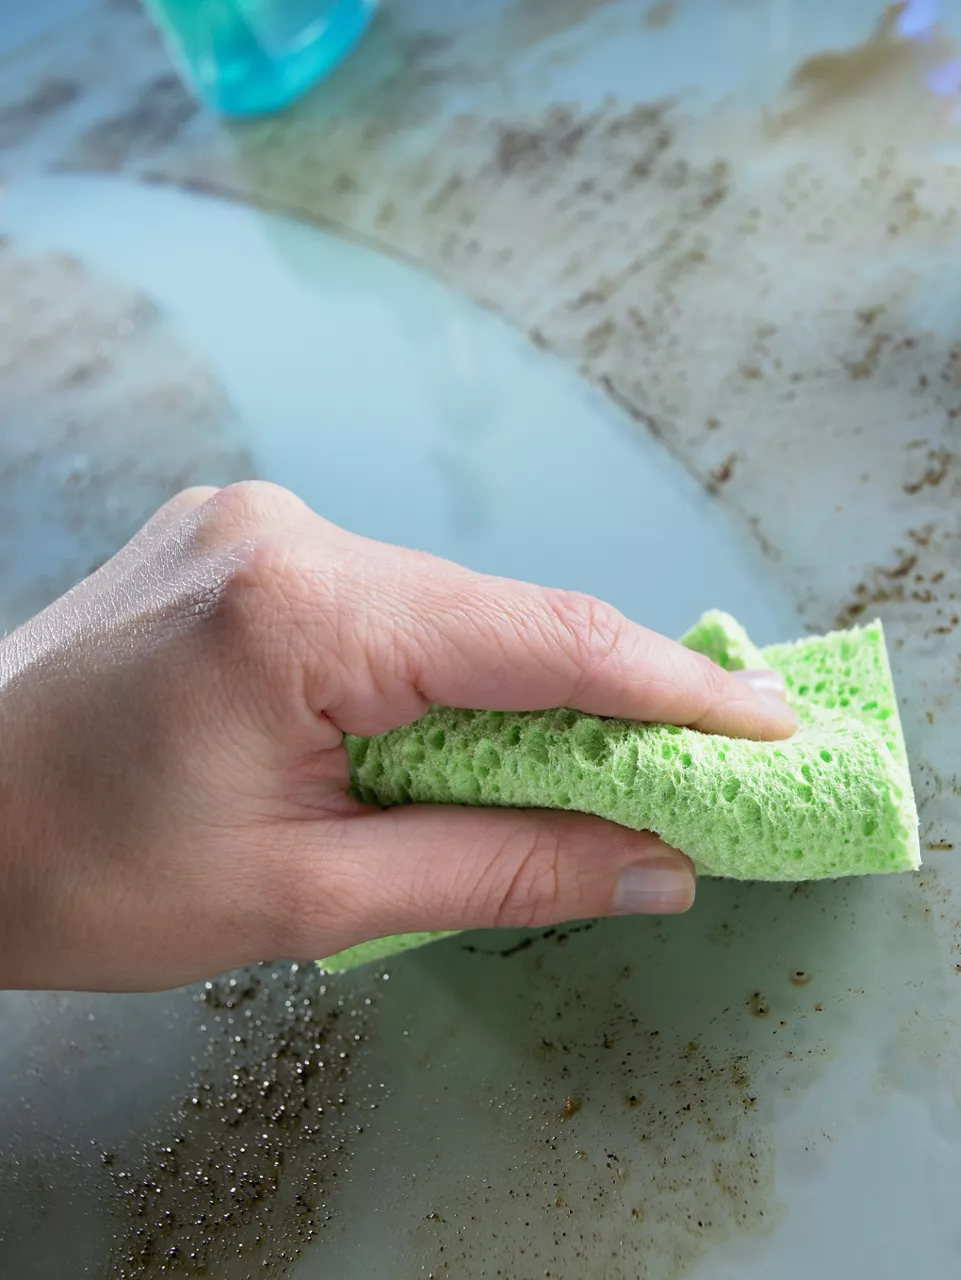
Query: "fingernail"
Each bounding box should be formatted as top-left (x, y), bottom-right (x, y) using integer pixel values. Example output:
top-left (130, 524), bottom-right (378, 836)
top-left (733, 668), bottom-right (787, 699)
top-left (614, 857), bottom-right (695, 915)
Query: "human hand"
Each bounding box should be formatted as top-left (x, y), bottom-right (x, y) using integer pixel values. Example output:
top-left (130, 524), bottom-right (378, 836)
top-left (0, 482), bottom-right (794, 991)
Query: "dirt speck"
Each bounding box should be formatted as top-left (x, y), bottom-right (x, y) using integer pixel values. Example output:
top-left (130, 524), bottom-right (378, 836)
top-left (903, 449), bottom-right (952, 496)
top-left (413, 1016), bottom-right (779, 1279)
top-left (495, 107), bottom-right (596, 175)
top-left (835, 547), bottom-right (928, 628)
top-left (0, 77), bottom-right (79, 149)
top-left (104, 963), bottom-right (376, 1277)
top-left (843, 331), bottom-right (889, 380)
top-left (73, 73), bottom-right (198, 169)
top-left (643, 0), bottom-right (678, 30)
top-left (709, 453), bottom-right (737, 488)
top-left (749, 991), bottom-right (771, 1018)
top-left (857, 305), bottom-right (885, 327)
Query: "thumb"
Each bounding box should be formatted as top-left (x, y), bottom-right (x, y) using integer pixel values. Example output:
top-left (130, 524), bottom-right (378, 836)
top-left (282, 808), bottom-right (695, 957)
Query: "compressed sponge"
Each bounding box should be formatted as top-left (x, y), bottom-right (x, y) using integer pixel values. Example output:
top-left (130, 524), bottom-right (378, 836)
top-left (319, 612), bottom-right (919, 972)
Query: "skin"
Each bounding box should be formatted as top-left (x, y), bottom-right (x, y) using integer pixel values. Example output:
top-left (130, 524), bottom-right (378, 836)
top-left (0, 482), bottom-right (794, 992)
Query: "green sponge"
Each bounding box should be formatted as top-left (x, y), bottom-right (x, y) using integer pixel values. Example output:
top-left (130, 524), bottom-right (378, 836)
top-left (319, 612), bottom-right (919, 972)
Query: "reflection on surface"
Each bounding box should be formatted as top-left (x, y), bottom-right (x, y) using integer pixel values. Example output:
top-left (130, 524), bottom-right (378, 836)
top-left (0, 175), bottom-right (795, 641)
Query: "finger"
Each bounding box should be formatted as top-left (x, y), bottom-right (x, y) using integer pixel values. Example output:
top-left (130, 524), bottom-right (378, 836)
top-left (275, 807), bottom-right (696, 957)
top-left (325, 549), bottom-right (795, 741)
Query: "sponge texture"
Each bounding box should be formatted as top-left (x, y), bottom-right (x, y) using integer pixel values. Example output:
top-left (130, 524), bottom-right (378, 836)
top-left (319, 613), bottom-right (919, 972)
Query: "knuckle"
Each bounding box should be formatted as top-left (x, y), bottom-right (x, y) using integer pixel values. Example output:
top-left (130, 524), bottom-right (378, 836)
top-left (486, 826), bottom-right (564, 929)
top-left (200, 536), bottom-right (308, 662)
top-left (152, 486), bottom-right (220, 526)
top-left (216, 536), bottom-right (342, 709)
top-left (222, 536), bottom-right (294, 622)
top-left (203, 480), bottom-right (307, 540)
top-left (540, 588), bottom-right (624, 676)
top-left (169, 484), bottom-right (219, 509)
top-left (183, 519), bottom-right (358, 727)
top-left (691, 650), bottom-right (729, 719)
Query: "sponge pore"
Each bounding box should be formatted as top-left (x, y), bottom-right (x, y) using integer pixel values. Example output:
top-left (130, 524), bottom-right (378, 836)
top-left (319, 612), bottom-right (920, 972)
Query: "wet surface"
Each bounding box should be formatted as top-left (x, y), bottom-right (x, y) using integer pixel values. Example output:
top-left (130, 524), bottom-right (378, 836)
top-left (104, 965), bottom-right (379, 1278)
top-left (313, 873), bottom-right (961, 1279)
top-left (0, 964), bottom-right (382, 1279)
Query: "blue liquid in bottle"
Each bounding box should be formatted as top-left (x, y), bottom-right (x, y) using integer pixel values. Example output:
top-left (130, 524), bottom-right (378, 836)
top-left (143, 0), bottom-right (379, 116)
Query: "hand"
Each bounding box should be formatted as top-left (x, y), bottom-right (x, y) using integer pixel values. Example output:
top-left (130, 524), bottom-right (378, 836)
top-left (0, 482), bottom-right (795, 991)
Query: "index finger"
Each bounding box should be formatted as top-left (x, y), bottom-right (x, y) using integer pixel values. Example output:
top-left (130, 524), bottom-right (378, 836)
top-left (327, 547), bottom-right (796, 742)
